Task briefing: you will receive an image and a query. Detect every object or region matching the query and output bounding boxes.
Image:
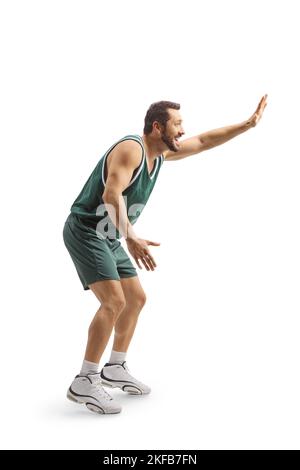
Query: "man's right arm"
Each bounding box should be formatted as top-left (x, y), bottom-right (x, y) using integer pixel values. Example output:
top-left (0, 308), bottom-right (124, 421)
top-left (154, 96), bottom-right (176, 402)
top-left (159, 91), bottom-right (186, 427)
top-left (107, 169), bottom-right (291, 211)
top-left (102, 140), bottom-right (160, 271)
top-left (102, 140), bottom-right (141, 241)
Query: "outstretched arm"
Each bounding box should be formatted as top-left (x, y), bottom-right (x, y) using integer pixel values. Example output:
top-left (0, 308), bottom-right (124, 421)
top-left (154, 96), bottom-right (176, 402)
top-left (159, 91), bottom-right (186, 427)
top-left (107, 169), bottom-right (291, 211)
top-left (163, 94), bottom-right (268, 161)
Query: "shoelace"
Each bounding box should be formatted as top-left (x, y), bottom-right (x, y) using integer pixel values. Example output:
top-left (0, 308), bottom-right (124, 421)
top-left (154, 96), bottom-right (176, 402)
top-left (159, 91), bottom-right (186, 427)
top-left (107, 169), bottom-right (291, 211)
top-left (92, 378), bottom-right (113, 401)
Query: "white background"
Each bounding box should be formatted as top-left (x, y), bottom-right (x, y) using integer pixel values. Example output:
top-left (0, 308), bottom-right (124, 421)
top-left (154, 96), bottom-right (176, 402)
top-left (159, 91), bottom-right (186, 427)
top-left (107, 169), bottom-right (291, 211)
top-left (0, 0), bottom-right (299, 450)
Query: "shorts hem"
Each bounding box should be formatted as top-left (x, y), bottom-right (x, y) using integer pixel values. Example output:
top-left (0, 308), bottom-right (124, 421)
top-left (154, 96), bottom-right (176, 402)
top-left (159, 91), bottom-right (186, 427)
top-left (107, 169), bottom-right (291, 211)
top-left (119, 273), bottom-right (138, 279)
top-left (83, 276), bottom-right (120, 291)
top-left (83, 272), bottom-right (138, 290)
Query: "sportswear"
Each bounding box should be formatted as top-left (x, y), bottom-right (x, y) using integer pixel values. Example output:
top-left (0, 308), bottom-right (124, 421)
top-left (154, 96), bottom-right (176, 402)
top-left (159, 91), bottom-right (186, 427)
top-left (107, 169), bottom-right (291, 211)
top-left (100, 361), bottom-right (151, 395)
top-left (62, 134), bottom-right (164, 290)
top-left (70, 134), bottom-right (164, 240)
top-left (67, 372), bottom-right (122, 414)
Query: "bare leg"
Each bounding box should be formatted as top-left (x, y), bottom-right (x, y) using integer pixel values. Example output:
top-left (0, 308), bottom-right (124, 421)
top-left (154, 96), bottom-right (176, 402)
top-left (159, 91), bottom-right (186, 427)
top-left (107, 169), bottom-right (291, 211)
top-left (83, 279), bottom-right (126, 363)
top-left (112, 276), bottom-right (147, 353)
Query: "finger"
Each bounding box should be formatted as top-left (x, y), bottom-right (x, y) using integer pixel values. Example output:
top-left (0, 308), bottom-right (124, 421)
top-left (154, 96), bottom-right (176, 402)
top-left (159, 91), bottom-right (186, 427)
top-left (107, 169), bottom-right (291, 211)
top-left (258, 97), bottom-right (264, 109)
top-left (146, 240), bottom-right (161, 246)
top-left (260, 94), bottom-right (268, 108)
top-left (140, 256), bottom-right (151, 271)
top-left (144, 252), bottom-right (157, 268)
top-left (259, 94), bottom-right (266, 106)
top-left (144, 255), bottom-right (155, 271)
top-left (142, 248), bottom-right (157, 267)
top-left (134, 257), bottom-right (142, 269)
top-left (138, 251), bottom-right (151, 270)
top-left (142, 251), bottom-right (156, 270)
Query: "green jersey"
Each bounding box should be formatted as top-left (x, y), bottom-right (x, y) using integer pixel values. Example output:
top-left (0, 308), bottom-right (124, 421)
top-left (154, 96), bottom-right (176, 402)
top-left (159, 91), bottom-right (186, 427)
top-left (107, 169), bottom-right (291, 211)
top-left (70, 134), bottom-right (165, 239)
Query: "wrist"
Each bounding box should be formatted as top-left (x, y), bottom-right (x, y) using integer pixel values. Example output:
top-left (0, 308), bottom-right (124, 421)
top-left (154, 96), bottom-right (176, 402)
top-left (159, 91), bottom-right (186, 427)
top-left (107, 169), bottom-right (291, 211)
top-left (126, 235), bottom-right (138, 242)
top-left (244, 118), bottom-right (255, 130)
top-left (125, 230), bottom-right (138, 243)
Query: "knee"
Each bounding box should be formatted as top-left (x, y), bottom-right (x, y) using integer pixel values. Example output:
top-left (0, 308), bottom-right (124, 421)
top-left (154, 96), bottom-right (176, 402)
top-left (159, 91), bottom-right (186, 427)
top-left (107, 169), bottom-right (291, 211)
top-left (131, 291), bottom-right (147, 311)
top-left (103, 295), bottom-right (126, 319)
top-left (138, 291), bottom-right (147, 309)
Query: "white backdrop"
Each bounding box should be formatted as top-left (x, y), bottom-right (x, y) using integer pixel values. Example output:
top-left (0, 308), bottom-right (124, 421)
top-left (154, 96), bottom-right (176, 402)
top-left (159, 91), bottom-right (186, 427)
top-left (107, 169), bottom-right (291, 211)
top-left (0, 0), bottom-right (299, 450)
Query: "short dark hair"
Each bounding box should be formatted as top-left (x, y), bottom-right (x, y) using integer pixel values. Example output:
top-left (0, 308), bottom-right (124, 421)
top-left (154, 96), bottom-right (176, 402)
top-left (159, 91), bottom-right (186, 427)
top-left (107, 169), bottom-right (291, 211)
top-left (143, 100), bottom-right (180, 135)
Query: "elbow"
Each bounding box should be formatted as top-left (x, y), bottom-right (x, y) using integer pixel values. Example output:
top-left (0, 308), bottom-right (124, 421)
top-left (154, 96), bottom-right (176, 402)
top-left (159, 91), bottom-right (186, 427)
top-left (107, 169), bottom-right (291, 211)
top-left (103, 189), bottom-right (120, 204)
top-left (199, 137), bottom-right (215, 151)
top-left (199, 135), bottom-right (211, 150)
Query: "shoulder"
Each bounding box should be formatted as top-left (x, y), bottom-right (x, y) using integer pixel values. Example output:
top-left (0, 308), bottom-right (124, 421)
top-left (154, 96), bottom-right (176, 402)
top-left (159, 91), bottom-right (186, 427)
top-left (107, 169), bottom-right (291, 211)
top-left (108, 136), bottom-right (143, 170)
top-left (117, 137), bottom-right (143, 154)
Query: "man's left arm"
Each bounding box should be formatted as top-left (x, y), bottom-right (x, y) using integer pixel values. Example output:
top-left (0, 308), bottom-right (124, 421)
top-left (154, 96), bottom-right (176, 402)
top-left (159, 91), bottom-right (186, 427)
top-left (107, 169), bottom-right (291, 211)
top-left (163, 94), bottom-right (268, 161)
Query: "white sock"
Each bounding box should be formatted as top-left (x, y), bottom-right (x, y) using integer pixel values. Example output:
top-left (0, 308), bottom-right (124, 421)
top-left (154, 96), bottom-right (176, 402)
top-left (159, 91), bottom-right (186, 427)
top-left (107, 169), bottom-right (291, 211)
top-left (80, 359), bottom-right (99, 376)
top-left (109, 350), bottom-right (127, 364)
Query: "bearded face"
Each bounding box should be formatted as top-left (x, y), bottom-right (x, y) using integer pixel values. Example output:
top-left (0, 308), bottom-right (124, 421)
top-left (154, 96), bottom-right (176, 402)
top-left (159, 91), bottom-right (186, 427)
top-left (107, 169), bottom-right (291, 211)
top-left (160, 124), bottom-right (183, 152)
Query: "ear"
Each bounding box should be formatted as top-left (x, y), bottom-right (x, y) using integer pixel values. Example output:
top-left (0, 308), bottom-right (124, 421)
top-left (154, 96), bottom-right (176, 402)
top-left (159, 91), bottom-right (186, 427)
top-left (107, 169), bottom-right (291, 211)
top-left (153, 121), bottom-right (164, 136)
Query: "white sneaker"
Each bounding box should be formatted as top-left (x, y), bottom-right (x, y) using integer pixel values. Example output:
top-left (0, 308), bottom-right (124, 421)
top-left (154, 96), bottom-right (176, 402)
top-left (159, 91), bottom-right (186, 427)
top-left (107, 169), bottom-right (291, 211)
top-left (100, 361), bottom-right (151, 395)
top-left (67, 372), bottom-right (122, 414)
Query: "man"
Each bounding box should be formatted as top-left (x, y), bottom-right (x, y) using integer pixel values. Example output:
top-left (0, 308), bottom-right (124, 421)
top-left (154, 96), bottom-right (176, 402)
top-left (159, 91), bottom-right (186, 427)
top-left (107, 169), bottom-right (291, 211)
top-left (63, 95), bottom-right (268, 414)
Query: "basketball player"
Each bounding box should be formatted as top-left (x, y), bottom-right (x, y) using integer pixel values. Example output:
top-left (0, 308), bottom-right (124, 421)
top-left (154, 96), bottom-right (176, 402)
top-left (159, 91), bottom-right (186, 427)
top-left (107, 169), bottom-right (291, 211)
top-left (63, 95), bottom-right (268, 414)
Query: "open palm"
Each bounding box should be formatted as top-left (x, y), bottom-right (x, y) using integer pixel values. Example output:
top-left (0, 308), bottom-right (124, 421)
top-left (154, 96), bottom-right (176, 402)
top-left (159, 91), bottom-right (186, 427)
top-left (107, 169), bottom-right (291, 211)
top-left (248, 94), bottom-right (268, 127)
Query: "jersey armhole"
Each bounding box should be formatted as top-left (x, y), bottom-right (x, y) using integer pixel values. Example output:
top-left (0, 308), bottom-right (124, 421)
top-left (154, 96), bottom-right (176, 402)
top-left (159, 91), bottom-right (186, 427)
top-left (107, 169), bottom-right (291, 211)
top-left (102, 136), bottom-right (145, 188)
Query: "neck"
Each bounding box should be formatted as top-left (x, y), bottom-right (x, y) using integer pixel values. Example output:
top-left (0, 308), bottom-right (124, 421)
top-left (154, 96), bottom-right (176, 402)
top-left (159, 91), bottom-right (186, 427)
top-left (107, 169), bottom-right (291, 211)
top-left (141, 134), bottom-right (165, 161)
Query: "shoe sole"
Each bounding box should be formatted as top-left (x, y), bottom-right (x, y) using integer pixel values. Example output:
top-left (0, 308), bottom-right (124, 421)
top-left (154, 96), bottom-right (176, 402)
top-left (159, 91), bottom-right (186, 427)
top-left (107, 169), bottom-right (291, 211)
top-left (100, 378), bottom-right (150, 395)
top-left (66, 389), bottom-right (121, 414)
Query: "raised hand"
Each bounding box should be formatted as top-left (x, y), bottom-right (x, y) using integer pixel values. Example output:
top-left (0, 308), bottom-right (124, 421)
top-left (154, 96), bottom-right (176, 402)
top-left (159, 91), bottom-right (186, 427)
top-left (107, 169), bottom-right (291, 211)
top-left (248, 94), bottom-right (268, 127)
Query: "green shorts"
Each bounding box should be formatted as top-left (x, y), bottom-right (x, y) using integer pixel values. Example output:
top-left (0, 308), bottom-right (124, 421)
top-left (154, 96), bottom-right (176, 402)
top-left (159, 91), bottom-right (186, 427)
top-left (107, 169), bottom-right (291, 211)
top-left (63, 213), bottom-right (137, 290)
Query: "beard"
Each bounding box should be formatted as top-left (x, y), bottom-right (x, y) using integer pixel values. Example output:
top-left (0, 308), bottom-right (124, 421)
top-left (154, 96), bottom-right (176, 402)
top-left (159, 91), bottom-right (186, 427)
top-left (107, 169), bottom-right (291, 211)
top-left (161, 128), bottom-right (179, 152)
